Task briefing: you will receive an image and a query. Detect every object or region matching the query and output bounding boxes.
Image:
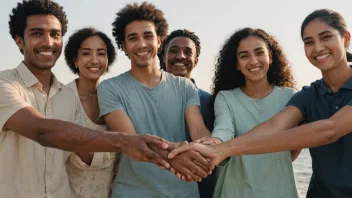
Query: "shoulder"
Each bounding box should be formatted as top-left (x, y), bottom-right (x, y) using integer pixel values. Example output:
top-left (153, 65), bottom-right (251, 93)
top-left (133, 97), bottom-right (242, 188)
top-left (99, 72), bottom-right (129, 90)
top-left (0, 68), bottom-right (19, 82)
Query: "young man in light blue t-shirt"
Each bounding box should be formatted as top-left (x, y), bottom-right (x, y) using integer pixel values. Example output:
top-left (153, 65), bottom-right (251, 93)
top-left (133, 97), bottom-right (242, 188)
top-left (97, 2), bottom-right (212, 198)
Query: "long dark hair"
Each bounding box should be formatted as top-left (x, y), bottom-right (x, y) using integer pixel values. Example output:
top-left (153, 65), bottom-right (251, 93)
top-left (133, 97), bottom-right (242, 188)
top-left (207, 28), bottom-right (295, 129)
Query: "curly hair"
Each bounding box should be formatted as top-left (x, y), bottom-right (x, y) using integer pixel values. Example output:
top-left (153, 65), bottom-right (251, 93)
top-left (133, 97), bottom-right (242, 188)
top-left (158, 29), bottom-right (201, 70)
top-left (64, 28), bottom-right (117, 74)
top-left (301, 9), bottom-right (352, 62)
top-left (207, 28), bottom-right (296, 129)
top-left (9, 0), bottom-right (68, 54)
top-left (111, 1), bottom-right (168, 55)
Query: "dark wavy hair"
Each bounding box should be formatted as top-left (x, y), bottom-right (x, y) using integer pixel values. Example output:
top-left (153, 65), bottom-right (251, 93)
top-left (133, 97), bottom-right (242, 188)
top-left (301, 9), bottom-right (352, 62)
top-left (9, 0), bottom-right (68, 54)
top-left (158, 29), bottom-right (201, 70)
top-left (64, 28), bottom-right (116, 74)
top-left (112, 1), bottom-right (168, 55)
top-left (207, 28), bottom-right (296, 129)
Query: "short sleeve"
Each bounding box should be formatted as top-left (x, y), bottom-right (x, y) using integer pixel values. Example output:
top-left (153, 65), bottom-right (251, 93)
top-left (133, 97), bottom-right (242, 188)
top-left (286, 87), bottom-right (310, 120)
top-left (0, 77), bottom-right (30, 132)
top-left (185, 79), bottom-right (200, 109)
top-left (211, 92), bottom-right (235, 142)
top-left (347, 99), bottom-right (352, 106)
top-left (97, 80), bottom-right (125, 118)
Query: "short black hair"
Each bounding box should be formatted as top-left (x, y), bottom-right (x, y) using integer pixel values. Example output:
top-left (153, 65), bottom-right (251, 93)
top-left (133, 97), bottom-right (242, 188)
top-left (158, 29), bottom-right (201, 70)
top-left (9, 0), bottom-right (68, 42)
top-left (111, 1), bottom-right (168, 54)
top-left (64, 28), bottom-right (117, 74)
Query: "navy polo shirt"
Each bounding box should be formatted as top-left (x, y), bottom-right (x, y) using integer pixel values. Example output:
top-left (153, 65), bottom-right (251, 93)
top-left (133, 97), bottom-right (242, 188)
top-left (287, 78), bottom-right (352, 198)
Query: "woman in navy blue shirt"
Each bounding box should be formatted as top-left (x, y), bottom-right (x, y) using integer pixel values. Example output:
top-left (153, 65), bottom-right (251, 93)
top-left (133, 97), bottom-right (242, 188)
top-left (169, 9), bottom-right (352, 198)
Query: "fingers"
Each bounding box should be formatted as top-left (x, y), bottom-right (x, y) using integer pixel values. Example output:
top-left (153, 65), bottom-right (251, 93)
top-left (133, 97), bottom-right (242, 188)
top-left (144, 135), bottom-right (169, 150)
top-left (143, 145), bottom-right (170, 168)
top-left (168, 143), bottom-right (194, 159)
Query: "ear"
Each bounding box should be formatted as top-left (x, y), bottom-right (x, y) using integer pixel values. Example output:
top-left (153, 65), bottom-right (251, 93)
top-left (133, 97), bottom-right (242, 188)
top-left (269, 50), bottom-right (273, 65)
top-left (73, 58), bottom-right (78, 68)
top-left (15, 35), bottom-right (24, 50)
top-left (157, 36), bottom-right (161, 49)
top-left (344, 31), bottom-right (351, 48)
top-left (193, 57), bottom-right (199, 68)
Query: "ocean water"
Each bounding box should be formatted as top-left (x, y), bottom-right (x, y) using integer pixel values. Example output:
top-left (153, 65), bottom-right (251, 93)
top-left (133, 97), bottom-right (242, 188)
top-left (293, 149), bottom-right (312, 198)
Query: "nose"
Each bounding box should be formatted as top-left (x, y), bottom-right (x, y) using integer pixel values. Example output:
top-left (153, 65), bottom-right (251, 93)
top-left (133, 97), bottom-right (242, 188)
top-left (91, 54), bottom-right (99, 64)
top-left (138, 38), bottom-right (147, 48)
top-left (313, 41), bottom-right (325, 52)
top-left (249, 54), bottom-right (258, 65)
top-left (176, 51), bottom-right (186, 59)
top-left (42, 34), bottom-right (54, 47)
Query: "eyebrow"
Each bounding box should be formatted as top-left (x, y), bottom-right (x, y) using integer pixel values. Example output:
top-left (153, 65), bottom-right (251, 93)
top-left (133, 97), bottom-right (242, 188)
top-left (81, 48), bottom-right (106, 51)
top-left (28, 28), bottom-right (61, 33)
top-left (238, 47), bottom-right (264, 56)
top-left (303, 30), bottom-right (333, 41)
top-left (169, 45), bottom-right (193, 50)
top-left (127, 31), bottom-right (154, 38)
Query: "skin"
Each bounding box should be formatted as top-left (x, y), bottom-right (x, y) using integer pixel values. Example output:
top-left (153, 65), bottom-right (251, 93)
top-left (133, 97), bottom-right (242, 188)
top-left (5, 14), bottom-right (170, 168)
top-left (72, 36), bottom-right (109, 164)
top-left (163, 36), bottom-right (198, 78)
top-left (169, 19), bottom-right (352, 169)
top-left (196, 36), bottom-right (300, 160)
top-left (106, 20), bottom-right (212, 181)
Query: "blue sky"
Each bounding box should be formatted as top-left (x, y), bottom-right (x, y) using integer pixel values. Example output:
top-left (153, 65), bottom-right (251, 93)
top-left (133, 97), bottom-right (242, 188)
top-left (1, 0), bottom-right (351, 91)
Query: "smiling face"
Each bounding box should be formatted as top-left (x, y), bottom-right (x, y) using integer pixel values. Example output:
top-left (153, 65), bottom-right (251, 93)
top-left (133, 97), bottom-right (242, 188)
top-left (163, 36), bottom-right (198, 78)
top-left (74, 36), bottom-right (108, 81)
top-left (16, 14), bottom-right (63, 72)
top-left (122, 20), bottom-right (161, 68)
top-left (236, 36), bottom-right (272, 83)
top-left (302, 19), bottom-right (350, 71)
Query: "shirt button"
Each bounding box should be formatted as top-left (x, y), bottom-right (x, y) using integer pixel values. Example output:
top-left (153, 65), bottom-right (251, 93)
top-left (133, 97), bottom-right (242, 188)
top-left (47, 155), bottom-right (52, 160)
top-left (335, 106), bottom-right (339, 110)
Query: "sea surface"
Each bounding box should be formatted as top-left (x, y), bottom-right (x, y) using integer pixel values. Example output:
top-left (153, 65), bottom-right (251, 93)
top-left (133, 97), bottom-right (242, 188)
top-left (293, 149), bottom-right (312, 198)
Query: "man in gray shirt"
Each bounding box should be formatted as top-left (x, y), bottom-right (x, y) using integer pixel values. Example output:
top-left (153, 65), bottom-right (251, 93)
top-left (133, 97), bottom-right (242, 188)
top-left (98, 2), bottom-right (212, 198)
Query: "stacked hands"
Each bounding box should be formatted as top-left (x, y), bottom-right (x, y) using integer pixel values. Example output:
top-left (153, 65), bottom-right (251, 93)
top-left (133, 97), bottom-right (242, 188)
top-left (124, 134), bottom-right (224, 182)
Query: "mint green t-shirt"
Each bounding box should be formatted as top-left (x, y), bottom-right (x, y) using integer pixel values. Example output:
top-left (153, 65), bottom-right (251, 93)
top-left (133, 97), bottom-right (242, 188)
top-left (212, 86), bottom-right (299, 198)
top-left (97, 71), bottom-right (200, 198)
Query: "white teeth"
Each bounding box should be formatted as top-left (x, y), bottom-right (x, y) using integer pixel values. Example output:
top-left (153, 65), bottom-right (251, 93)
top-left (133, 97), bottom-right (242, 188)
top-left (174, 63), bottom-right (185, 66)
top-left (137, 52), bottom-right (148, 56)
top-left (316, 54), bottom-right (330, 60)
top-left (249, 67), bottom-right (260, 72)
top-left (38, 51), bottom-right (53, 56)
top-left (89, 68), bottom-right (100, 71)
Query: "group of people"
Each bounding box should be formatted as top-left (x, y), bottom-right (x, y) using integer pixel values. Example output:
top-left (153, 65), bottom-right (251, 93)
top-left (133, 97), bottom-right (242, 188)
top-left (0, 0), bottom-right (352, 198)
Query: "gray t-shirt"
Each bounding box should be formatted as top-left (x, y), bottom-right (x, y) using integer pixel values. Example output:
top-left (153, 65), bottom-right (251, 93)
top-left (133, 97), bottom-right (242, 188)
top-left (97, 71), bottom-right (200, 198)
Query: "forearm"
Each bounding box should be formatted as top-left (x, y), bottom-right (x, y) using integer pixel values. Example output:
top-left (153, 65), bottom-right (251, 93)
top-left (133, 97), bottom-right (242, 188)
top-left (220, 119), bottom-right (337, 158)
top-left (190, 127), bottom-right (211, 141)
top-left (37, 119), bottom-right (127, 153)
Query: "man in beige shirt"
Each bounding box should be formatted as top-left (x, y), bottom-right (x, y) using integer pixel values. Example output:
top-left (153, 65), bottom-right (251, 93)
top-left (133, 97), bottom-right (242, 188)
top-left (0, 1), bottom-right (170, 197)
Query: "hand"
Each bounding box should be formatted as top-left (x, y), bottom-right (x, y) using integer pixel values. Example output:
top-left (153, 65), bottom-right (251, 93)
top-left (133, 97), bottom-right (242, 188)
top-left (168, 149), bottom-right (212, 182)
top-left (123, 134), bottom-right (170, 168)
top-left (168, 142), bottom-right (224, 168)
top-left (194, 137), bottom-right (222, 145)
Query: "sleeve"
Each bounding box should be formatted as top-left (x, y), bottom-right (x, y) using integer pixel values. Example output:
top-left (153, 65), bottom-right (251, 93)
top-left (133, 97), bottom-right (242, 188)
top-left (185, 79), bottom-right (200, 109)
top-left (286, 86), bottom-right (310, 120)
top-left (347, 99), bottom-right (352, 106)
top-left (97, 80), bottom-right (125, 118)
top-left (0, 77), bottom-right (31, 132)
top-left (211, 92), bottom-right (235, 142)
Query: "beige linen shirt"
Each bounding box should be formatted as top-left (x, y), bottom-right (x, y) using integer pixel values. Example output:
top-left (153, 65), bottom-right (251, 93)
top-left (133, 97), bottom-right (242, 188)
top-left (0, 62), bottom-right (84, 198)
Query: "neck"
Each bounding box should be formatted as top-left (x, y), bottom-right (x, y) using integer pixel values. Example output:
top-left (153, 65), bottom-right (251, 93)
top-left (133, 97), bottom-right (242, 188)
top-left (24, 61), bottom-right (53, 95)
top-left (76, 76), bottom-right (99, 96)
top-left (130, 60), bottom-right (162, 88)
top-left (321, 61), bottom-right (352, 92)
top-left (241, 78), bottom-right (273, 99)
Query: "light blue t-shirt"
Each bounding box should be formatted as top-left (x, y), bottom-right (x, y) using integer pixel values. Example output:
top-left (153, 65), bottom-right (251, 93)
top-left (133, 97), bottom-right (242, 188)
top-left (97, 71), bottom-right (200, 198)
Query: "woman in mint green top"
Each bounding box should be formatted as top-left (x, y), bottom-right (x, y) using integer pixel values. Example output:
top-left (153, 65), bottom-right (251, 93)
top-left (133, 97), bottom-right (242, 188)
top-left (205, 28), bottom-right (299, 198)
